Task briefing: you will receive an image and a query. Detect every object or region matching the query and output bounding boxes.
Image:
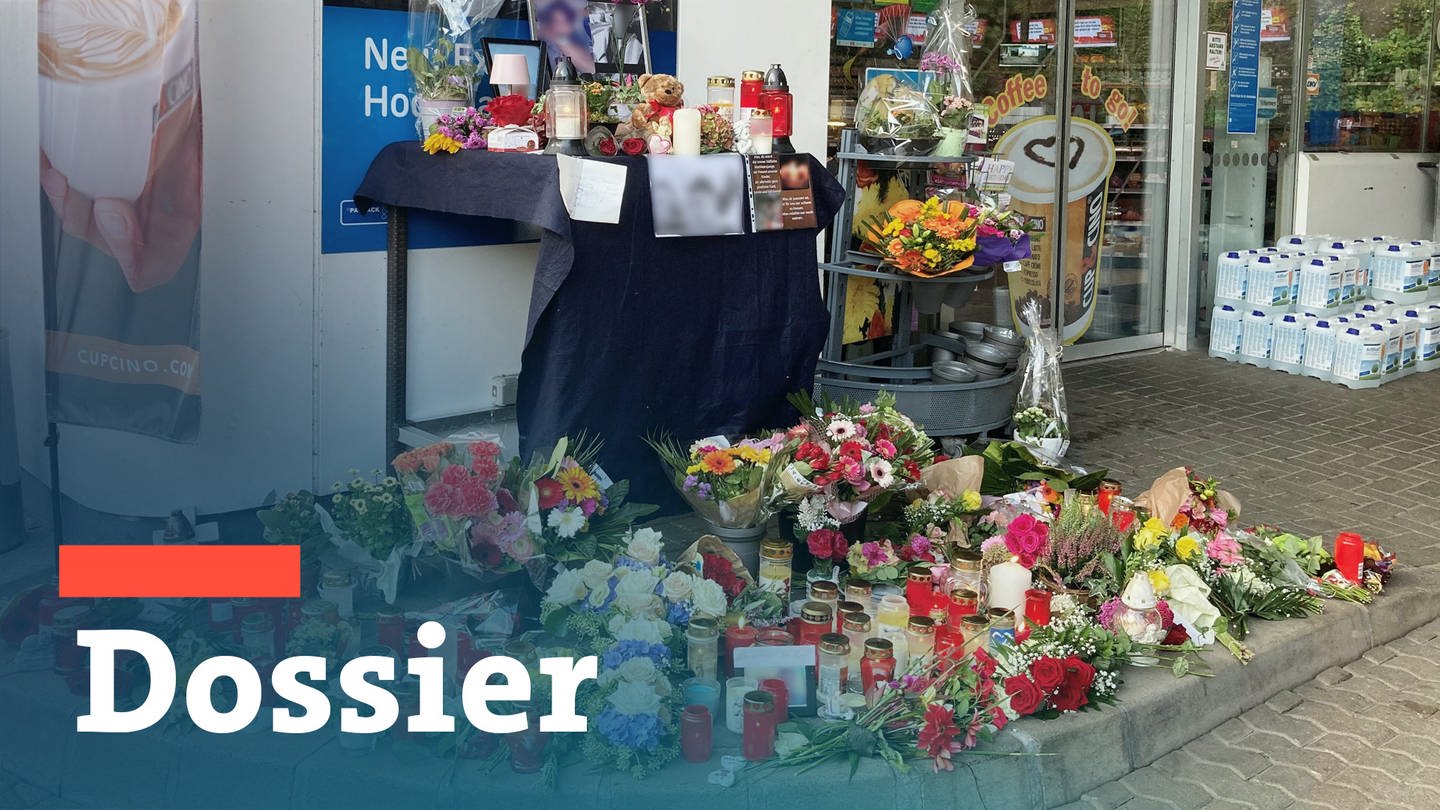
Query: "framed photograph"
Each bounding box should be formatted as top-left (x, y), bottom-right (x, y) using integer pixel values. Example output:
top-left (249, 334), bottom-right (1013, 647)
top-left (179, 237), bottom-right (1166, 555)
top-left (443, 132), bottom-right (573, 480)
top-left (482, 38), bottom-right (548, 98)
top-left (529, 0), bottom-right (650, 77)
top-left (732, 644), bottom-right (819, 717)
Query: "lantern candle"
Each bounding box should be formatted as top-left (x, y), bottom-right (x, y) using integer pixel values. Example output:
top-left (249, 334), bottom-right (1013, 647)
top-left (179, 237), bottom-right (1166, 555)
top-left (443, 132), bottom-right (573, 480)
top-left (1024, 588), bottom-right (1053, 628)
top-left (742, 691), bottom-right (777, 761)
top-left (988, 559), bottom-right (1032, 612)
top-left (671, 108), bottom-right (702, 156)
top-left (906, 564), bottom-right (934, 616)
top-left (1333, 532), bottom-right (1365, 583)
top-left (725, 620), bottom-right (757, 677)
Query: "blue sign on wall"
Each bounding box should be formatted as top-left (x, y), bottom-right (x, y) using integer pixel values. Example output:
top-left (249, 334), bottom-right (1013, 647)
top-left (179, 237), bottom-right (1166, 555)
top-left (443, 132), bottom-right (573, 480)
top-left (320, 3), bottom-right (676, 254)
top-left (1226, 0), bottom-right (1261, 136)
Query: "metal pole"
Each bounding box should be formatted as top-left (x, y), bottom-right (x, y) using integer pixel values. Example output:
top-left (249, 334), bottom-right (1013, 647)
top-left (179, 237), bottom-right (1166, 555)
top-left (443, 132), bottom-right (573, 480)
top-left (385, 206), bottom-right (410, 464)
top-left (0, 329), bottom-right (23, 553)
top-left (1050, 0), bottom-right (1078, 340)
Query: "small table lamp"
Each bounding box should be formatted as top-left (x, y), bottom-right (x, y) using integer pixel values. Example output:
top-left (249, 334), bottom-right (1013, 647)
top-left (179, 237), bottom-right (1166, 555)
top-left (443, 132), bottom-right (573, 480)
top-left (489, 53), bottom-right (531, 98)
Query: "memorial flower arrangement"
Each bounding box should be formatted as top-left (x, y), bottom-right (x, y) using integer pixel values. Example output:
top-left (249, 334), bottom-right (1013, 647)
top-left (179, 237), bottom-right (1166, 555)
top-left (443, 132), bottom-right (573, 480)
top-left (697, 104), bottom-right (736, 153)
top-left (860, 197), bottom-right (981, 278)
top-left (773, 649), bottom-right (1008, 774)
top-left (256, 489), bottom-right (329, 563)
top-left (845, 538), bottom-right (906, 584)
top-left (805, 528), bottom-right (849, 578)
top-left (904, 489), bottom-right (989, 547)
top-left (541, 529), bottom-right (725, 777)
top-left (330, 470), bottom-right (413, 562)
top-left (647, 432), bottom-right (786, 529)
top-left (782, 391), bottom-right (937, 527)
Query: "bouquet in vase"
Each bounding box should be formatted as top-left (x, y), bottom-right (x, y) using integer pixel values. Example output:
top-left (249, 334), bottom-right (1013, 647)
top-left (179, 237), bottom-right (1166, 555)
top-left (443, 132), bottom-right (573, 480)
top-left (646, 432), bottom-right (786, 529)
top-left (781, 391), bottom-right (936, 528)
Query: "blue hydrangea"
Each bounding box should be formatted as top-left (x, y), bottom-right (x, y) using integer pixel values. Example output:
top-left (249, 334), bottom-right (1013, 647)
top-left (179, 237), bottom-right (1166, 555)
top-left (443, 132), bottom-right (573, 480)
top-left (666, 601), bottom-right (692, 625)
top-left (596, 707), bottom-right (662, 751)
top-left (601, 639), bottom-right (671, 670)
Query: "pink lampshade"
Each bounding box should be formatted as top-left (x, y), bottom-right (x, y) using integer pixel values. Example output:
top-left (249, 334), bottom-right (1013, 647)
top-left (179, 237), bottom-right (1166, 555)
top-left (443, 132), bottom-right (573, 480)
top-left (489, 53), bottom-right (531, 88)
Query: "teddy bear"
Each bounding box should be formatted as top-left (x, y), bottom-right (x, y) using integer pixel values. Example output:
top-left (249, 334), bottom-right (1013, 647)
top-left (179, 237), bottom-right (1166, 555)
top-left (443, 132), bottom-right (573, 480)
top-left (624, 73), bottom-right (685, 144)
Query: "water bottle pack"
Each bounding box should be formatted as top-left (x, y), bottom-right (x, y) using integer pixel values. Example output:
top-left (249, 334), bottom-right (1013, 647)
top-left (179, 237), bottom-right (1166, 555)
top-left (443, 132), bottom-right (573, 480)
top-left (1209, 233), bottom-right (1440, 388)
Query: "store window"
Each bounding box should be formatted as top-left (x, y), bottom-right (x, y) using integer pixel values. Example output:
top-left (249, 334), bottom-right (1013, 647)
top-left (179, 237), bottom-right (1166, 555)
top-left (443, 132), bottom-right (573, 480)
top-left (1304, 0), bottom-right (1437, 152)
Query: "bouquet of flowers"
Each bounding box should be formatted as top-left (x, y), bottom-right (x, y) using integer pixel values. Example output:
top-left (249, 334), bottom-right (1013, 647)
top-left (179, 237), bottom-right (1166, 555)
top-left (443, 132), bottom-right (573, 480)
top-left (854, 73), bottom-right (939, 154)
top-left (781, 391), bottom-right (936, 527)
top-left (935, 94), bottom-right (973, 130)
top-left (846, 538), bottom-right (906, 584)
top-left (422, 106), bottom-right (492, 154)
top-left (904, 489), bottom-right (987, 547)
top-left (860, 197), bottom-right (980, 278)
top-left (541, 530), bottom-right (727, 777)
top-left (256, 490), bottom-right (329, 563)
top-left (1012, 300), bottom-right (1070, 462)
top-left (330, 470), bottom-right (414, 564)
top-left (774, 649), bottom-right (1007, 774)
top-left (804, 529), bottom-right (849, 578)
top-left (647, 432), bottom-right (786, 530)
top-left (698, 104), bottom-right (735, 153)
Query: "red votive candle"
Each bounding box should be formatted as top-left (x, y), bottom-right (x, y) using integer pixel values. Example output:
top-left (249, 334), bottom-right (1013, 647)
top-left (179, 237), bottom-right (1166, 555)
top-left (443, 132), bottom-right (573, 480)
top-left (725, 623), bottom-right (757, 677)
top-left (758, 677), bottom-right (789, 725)
top-left (1334, 532), bottom-right (1365, 583)
top-left (1024, 588), bottom-right (1053, 628)
top-left (742, 691), bottom-right (776, 761)
top-left (906, 565), bottom-right (934, 616)
top-left (680, 705), bottom-right (713, 763)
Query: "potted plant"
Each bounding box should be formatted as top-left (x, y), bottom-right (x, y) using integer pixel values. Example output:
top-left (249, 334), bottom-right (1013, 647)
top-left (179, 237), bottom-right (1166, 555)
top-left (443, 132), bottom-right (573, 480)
top-left (257, 490), bottom-right (329, 594)
top-left (407, 37), bottom-right (476, 138)
top-left (1013, 405), bottom-right (1067, 464)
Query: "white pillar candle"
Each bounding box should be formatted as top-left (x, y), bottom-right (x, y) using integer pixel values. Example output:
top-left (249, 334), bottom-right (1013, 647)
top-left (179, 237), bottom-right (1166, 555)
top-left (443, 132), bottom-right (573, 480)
top-left (671, 107), bottom-right (702, 156)
top-left (987, 560), bottom-right (1032, 613)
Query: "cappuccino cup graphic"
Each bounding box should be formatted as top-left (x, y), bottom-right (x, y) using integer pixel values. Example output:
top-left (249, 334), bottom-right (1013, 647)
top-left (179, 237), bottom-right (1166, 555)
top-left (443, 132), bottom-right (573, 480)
top-left (39, 0), bottom-right (197, 202)
top-left (994, 117), bottom-right (1115, 345)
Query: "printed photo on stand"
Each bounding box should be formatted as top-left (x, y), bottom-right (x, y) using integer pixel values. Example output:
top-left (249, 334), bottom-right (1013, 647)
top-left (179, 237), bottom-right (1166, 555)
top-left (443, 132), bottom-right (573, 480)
top-left (530, 0), bottom-right (595, 74)
top-left (587, 1), bottom-right (650, 75)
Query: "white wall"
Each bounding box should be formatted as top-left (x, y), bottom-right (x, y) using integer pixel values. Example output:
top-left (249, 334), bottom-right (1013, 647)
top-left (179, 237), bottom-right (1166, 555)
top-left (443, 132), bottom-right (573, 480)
top-left (1292, 152), bottom-right (1440, 240)
top-left (676, 0), bottom-right (832, 160)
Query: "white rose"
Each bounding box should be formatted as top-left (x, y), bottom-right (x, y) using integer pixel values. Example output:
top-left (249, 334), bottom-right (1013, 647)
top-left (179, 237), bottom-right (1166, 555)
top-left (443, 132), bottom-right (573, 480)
top-left (580, 560), bottom-right (615, 592)
top-left (626, 528), bottom-right (664, 566)
top-left (586, 584), bottom-right (612, 611)
top-left (616, 656), bottom-right (658, 684)
top-left (612, 616), bottom-right (667, 645)
top-left (607, 679), bottom-right (662, 716)
top-left (615, 568), bottom-right (660, 598)
top-left (661, 571), bottom-right (695, 602)
top-left (545, 569), bottom-right (586, 606)
top-left (691, 578), bottom-right (728, 618)
top-left (616, 592), bottom-right (661, 618)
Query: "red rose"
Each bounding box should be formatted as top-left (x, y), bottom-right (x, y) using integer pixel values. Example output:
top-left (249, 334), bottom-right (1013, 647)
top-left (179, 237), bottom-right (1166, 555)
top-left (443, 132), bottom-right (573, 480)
top-left (1029, 656), bottom-right (1066, 691)
top-left (620, 137), bottom-right (646, 156)
top-left (487, 94), bottom-right (534, 127)
top-left (806, 530), bottom-right (834, 559)
top-left (1062, 656), bottom-right (1096, 692)
top-left (991, 705), bottom-right (1010, 731)
top-left (535, 477), bottom-right (564, 510)
top-left (598, 137), bottom-right (617, 156)
top-left (1163, 625), bottom-right (1189, 646)
top-left (1004, 675), bottom-right (1044, 715)
top-left (1051, 679), bottom-right (1090, 712)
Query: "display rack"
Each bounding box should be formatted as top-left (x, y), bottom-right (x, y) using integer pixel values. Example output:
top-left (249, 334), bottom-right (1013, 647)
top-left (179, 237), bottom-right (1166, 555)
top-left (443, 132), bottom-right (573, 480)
top-left (817, 129), bottom-right (1022, 437)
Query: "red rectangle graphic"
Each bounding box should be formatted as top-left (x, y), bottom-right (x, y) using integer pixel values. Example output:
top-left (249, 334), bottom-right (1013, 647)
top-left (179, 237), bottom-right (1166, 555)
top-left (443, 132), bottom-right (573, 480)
top-left (59, 545), bottom-right (300, 598)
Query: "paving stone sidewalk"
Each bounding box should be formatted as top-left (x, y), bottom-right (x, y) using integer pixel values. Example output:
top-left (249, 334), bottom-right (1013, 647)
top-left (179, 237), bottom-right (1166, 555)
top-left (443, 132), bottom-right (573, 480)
top-left (1060, 618), bottom-right (1440, 810)
top-left (1065, 349), bottom-right (1440, 566)
top-left (1063, 349), bottom-right (1440, 810)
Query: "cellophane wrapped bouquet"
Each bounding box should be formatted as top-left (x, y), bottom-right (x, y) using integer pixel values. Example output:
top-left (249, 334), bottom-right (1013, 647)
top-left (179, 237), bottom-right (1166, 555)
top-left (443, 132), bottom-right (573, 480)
top-left (647, 432), bottom-right (786, 529)
top-left (1012, 300), bottom-right (1070, 463)
top-left (919, 0), bottom-right (977, 102)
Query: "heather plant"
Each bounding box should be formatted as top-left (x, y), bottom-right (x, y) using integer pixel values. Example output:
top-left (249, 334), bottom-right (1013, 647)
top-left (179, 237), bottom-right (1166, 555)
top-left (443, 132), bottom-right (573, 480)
top-left (1041, 494), bottom-right (1124, 586)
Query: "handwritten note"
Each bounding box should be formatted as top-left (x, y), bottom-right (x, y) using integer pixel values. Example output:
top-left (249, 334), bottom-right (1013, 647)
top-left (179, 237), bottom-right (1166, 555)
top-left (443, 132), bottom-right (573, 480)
top-left (556, 154), bottom-right (627, 224)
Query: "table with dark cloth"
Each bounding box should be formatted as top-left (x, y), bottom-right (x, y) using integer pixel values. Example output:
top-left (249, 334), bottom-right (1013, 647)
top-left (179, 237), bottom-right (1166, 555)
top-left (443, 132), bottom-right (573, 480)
top-left (355, 142), bottom-right (844, 512)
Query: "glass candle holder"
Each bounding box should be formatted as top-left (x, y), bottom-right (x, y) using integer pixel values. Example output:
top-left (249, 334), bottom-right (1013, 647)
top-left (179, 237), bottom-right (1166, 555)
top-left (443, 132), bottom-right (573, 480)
top-left (841, 612), bottom-right (872, 674)
top-left (817, 633), bottom-right (850, 705)
top-left (682, 676), bottom-right (722, 721)
top-left (906, 565), bottom-right (934, 616)
top-left (1024, 588), bottom-right (1053, 629)
top-left (748, 111), bottom-right (773, 155)
top-left (844, 579), bottom-right (873, 612)
top-left (743, 691), bottom-right (776, 761)
top-left (687, 617), bottom-right (720, 681)
top-left (860, 638), bottom-right (896, 707)
top-left (905, 616), bottom-right (936, 664)
top-left (986, 608), bottom-right (1016, 650)
top-left (758, 677), bottom-right (789, 726)
top-left (758, 540), bottom-right (793, 595)
top-left (795, 601), bottom-right (833, 649)
top-left (681, 705), bottom-right (714, 763)
top-left (756, 627), bottom-right (793, 646)
top-left (706, 75), bottom-right (736, 119)
top-left (241, 611), bottom-right (276, 660)
top-left (319, 569), bottom-right (355, 618)
top-left (960, 615), bottom-right (989, 657)
top-left (725, 676), bottom-right (757, 734)
top-left (724, 622), bottom-right (757, 678)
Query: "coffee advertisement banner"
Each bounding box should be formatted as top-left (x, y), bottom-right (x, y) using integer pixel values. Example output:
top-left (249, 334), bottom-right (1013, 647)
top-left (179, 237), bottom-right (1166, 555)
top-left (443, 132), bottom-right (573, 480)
top-left (994, 116), bottom-right (1116, 346)
top-left (38, 0), bottom-right (203, 441)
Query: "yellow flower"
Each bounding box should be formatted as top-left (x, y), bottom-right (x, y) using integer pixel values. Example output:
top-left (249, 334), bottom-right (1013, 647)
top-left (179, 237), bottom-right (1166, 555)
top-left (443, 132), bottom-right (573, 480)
top-left (1132, 516), bottom-right (1170, 551)
top-left (422, 132), bottom-right (462, 155)
top-left (960, 490), bottom-right (982, 511)
top-left (923, 248), bottom-right (940, 261)
top-left (883, 219), bottom-right (904, 236)
top-left (1148, 569), bottom-right (1170, 596)
top-left (555, 465), bottom-right (601, 503)
top-left (1175, 535), bottom-right (1200, 560)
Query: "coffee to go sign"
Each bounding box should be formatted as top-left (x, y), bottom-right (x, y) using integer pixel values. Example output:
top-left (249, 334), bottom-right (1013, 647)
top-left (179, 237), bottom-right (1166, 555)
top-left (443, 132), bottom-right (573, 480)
top-left (981, 73), bottom-right (1049, 127)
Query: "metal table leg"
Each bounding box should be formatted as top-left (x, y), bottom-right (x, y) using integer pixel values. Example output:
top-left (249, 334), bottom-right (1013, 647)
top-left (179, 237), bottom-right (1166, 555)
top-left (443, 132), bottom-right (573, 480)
top-left (385, 206), bottom-right (409, 464)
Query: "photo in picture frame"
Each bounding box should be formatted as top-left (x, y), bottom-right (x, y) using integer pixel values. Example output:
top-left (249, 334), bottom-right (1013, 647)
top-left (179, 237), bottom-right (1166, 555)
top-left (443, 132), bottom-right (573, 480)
top-left (732, 644), bottom-right (819, 717)
top-left (482, 38), bottom-right (548, 98)
top-left (528, 0), bottom-right (651, 76)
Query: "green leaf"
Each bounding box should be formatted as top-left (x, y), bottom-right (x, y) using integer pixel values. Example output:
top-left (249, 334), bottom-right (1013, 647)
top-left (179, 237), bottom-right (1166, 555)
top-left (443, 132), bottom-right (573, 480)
top-left (1172, 656), bottom-right (1190, 677)
top-left (547, 438), bottom-right (569, 475)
